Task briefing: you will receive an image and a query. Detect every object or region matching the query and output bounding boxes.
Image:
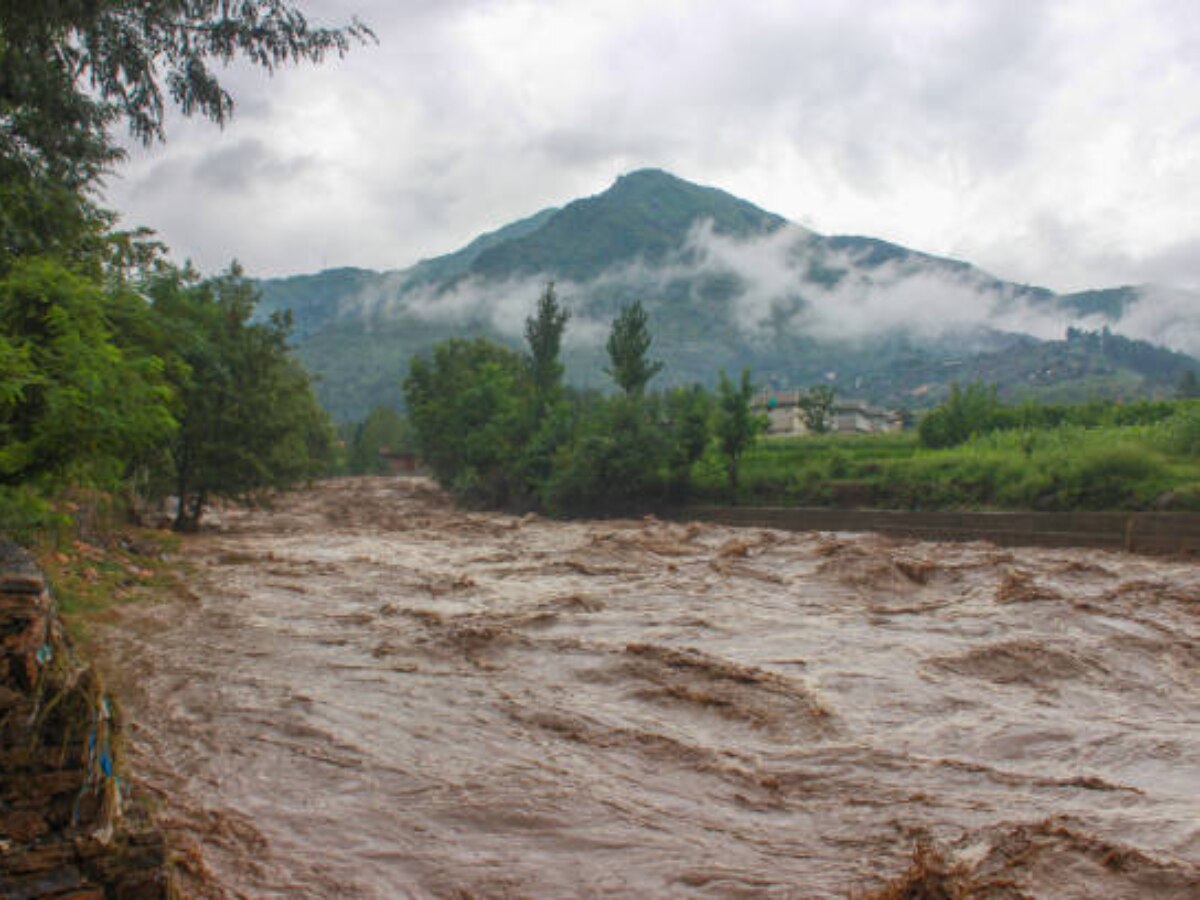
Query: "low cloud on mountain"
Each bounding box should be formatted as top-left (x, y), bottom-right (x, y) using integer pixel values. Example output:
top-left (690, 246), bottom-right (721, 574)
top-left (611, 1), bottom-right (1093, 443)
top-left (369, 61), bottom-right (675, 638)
top-left (340, 218), bottom-right (1197, 358)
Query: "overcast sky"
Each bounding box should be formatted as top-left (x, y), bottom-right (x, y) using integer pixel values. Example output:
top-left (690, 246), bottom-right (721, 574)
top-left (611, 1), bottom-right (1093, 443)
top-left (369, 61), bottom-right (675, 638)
top-left (106, 0), bottom-right (1200, 294)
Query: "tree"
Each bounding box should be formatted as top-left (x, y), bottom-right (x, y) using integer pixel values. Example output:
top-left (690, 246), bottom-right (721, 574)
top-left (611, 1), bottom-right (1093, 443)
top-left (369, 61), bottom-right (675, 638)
top-left (0, 1), bottom-right (371, 186)
top-left (403, 338), bottom-right (533, 507)
top-left (797, 384), bottom-right (836, 433)
top-left (664, 384), bottom-right (712, 498)
top-left (0, 1), bottom-right (371, 268)
top-left (543, 393), bottom-right (670, 516)
top-left (605, 300), bottom-right (663, 396)
top-left (145, 264), bottom-right (332, 530)
top-left (347, 406), bottom-right (411, 475)
top-left (714, 368), bottom-right (764, 498)
top-left (0, 257), bottom-right (175, 488)
top-left (525, 281), bottom-right (570, 410)
top-left (918, 381), bottom-right (1000, 448)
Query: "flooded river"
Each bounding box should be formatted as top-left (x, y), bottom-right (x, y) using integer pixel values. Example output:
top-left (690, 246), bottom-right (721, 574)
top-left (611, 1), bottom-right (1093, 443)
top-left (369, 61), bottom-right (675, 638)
top-left (94, 477), bottom-right (1199, 897)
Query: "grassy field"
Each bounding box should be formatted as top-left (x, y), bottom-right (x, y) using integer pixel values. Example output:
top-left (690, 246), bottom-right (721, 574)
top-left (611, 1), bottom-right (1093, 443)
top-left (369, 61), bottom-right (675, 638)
top-left (21, 492), bottom-right (192, 643)
top-left (690, 407), bottom-right (1200, 512)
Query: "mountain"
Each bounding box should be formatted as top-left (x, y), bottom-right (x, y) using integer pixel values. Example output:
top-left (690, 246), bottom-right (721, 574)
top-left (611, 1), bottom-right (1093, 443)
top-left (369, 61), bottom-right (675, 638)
top-left (256, 169), bottom-right (1200, 422)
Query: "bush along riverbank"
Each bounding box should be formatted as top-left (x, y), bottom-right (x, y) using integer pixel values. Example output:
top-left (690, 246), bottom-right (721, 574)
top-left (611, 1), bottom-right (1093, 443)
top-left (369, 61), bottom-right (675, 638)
top-left (689, 403), bottom-right (1200, 513)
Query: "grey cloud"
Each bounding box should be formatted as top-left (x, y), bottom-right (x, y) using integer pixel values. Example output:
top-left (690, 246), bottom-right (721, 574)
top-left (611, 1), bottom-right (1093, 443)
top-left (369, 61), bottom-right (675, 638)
top-left (192, 138), bottom-right (315, 192)
top-left (1131, 239), bottom-right (1200, 293)
top-left (99, 0), bottom-right (1200, 300)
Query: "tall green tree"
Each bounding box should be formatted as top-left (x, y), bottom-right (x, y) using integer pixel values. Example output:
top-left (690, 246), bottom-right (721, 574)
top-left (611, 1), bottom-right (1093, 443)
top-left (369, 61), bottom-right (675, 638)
top-left (404, 338), bottom-right (533, 507)
top-left (145, 264), bottom-right (332, 530)
top-left (525, 281), bottom-right (570, 410)
top-left (0, 257), bottom-right (175, 487)
top-left (605, 300), bottom-right (663, 396)
top-left (715, 368), bottom-right (764, 498)
top-left (918, 381), bottom-right (1001, 448)
top-left (664, 384), bottom-right (712, 498)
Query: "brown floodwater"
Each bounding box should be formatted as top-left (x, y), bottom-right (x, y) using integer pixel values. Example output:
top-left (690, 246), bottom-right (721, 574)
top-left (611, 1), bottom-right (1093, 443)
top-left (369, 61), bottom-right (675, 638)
top-left (93, 477), bottom-right (1200, 897)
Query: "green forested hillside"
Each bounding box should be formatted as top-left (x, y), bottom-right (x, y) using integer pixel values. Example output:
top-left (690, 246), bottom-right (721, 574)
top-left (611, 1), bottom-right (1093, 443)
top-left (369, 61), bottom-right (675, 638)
top-left (255, 169), bottom-right (1200, 422)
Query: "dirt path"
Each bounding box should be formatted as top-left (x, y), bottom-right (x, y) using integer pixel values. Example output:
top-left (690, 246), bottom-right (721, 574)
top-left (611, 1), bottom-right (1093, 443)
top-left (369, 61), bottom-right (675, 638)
top-left (94, 477), bottom-right (1200, 897)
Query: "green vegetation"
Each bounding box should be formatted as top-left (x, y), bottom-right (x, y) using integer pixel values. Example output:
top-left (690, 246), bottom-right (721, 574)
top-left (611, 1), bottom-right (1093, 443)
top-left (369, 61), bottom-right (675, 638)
top-left (605, 300), bottom-right (664, 397)
top-left (344, 406), bottom-right (414, 475)
top-left (797, 384), bottom-right (836, 434)
top-left (0, 255), bottom-right (335, 535)
top-left (918, 381), bottom-right (1182, 449)
top-left (143, 265), bottom-right (333, 530)
top-left (714, 369), bottom-right (765, 495)
top-left (697, 399), bottom-right (1200, 512)
top-left (0, 1), bottom-right (369, 542)
top-left (403, 291), bottom-right (1199, 517)
top-left (404, 292), bottom-right (764, 515)
top-left (526, 282), bottom-right (571, 408)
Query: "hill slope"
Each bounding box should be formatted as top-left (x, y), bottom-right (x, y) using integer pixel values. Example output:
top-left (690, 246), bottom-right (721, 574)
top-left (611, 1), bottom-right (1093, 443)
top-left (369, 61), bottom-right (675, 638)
top-left (256, 169), bottom-right (1200, 421)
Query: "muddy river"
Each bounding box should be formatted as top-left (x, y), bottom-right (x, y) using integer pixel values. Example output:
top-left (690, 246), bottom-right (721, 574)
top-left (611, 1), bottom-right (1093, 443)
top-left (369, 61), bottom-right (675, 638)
top-left (94, 477), bottom-right (1199, 897)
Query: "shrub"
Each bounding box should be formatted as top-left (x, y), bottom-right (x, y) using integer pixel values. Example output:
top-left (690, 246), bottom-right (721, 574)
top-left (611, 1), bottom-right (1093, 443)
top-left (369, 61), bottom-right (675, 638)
top-left (1164, 405), bottom-right (1200, 456)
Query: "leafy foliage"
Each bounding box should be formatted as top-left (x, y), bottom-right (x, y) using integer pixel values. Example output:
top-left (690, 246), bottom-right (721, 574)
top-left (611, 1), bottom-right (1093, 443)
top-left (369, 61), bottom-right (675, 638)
top-left (0, 1), bottom-right (372, 547)
top-left (714, 368), bottom-right (765, 495)
top-left (0, 0), bottom-right (371, 186)
top-left (605, 300), bottom-right (664, 397)
top-left (0, 257), bottom-right (175, 487)
top-left (797, 384), bottom-right (836, 433)
top-left (543, 393), bottom-right (671, 515)
top-left (693, 399), bottom-right (1200, 513)
top-left (404, 338), bottom-right (535, 508)
top-left (346, 406), bottom-right (412, 475)
top-left (144, 265), bottom-right (333, 529)
top-left (403, 288), bottom-right (713, 515)
top-left (525, 281), bottom-right (570, 408)
top-left (664, 385), bottom-right (712, 497)
top-left (918, 382), bottom-right (1001, 448)
top-left (919, 381), bottom-right (1183, 449)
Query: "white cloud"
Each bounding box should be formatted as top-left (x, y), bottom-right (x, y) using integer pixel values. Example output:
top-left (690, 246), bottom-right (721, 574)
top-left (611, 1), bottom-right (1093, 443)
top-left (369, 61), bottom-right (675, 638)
top-left (101, 0), bottom-right (1200, 309)
top-left (333, 218), bottom-right (1200, 357)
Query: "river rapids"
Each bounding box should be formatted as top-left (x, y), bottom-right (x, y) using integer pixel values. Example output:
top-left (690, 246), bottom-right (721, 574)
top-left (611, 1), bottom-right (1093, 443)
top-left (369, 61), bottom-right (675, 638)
top-left (93, 477), bottom-right (1199, 897)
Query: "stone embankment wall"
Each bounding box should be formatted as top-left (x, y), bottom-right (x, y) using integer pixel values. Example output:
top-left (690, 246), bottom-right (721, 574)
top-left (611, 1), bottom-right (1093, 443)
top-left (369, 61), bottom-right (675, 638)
top-left (0, 541), bottom-right (169, 898)
top-left (682, 507), bottom-right (1200, 555)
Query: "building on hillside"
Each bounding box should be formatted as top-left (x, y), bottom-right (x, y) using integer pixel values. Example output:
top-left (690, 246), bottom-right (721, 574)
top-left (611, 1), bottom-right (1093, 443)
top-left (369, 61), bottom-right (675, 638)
top-left (752, 391), bottom-right (903, 436)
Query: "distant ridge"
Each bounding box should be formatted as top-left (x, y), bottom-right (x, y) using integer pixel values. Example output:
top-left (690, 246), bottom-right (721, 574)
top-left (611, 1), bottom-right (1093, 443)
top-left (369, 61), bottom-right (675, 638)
top-left (257, 170), bottom-right (1200, 421)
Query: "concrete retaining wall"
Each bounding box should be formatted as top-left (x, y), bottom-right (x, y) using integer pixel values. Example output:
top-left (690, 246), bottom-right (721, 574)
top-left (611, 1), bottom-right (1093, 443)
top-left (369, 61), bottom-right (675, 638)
top-left (679, 507), bottom-right (1200, 555)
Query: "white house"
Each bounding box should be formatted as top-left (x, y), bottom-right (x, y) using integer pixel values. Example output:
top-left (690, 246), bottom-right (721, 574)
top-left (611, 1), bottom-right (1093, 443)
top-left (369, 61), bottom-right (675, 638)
top-left (752, 391), bottom-right (902, 436)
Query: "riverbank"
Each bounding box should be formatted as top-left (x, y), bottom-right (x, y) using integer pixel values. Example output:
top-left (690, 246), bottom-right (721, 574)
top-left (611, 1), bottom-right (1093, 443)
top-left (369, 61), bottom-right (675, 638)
top-left (680, 505), bottom-right (1200, 555)
top-left (689, 425), bottom-right (1200, 513)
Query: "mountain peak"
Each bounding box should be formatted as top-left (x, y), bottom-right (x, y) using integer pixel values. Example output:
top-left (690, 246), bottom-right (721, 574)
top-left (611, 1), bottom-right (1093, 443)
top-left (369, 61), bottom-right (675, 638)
top-left (468, 169), bottom-right (788, 282)
top-left (611, 167), bottom-right (687, 188)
